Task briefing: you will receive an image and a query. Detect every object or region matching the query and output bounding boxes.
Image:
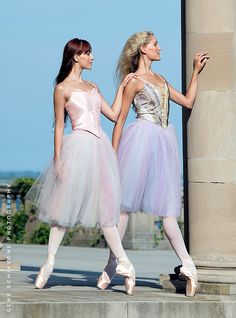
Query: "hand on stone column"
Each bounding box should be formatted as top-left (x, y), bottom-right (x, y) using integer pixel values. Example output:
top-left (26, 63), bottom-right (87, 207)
top-left (193, 52), bottom-right (210, 74)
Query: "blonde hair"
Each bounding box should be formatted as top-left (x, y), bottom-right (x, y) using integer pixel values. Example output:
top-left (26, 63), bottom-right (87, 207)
top-left (116, 31), bottom-right (154, 82)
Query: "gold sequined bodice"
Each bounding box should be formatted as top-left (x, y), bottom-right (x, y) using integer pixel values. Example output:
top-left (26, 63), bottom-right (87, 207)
top-left (133, 78), bottom-right (169, 128)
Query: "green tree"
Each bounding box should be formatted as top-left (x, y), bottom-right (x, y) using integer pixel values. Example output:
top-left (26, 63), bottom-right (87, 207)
top-left (30, 223), bottom-right (50, 244)
top-left (0, 210), bottom-right (28, 243)
top-left (11, 177), bottom-right (35, 206)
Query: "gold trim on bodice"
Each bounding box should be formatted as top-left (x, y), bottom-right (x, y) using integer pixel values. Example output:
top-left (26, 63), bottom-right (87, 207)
top-left (133, 78), bottom-right (169, 128)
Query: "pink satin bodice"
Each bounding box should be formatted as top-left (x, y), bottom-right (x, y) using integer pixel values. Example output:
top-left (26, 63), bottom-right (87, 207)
top-left (65, 87), bottom-right (102, 138)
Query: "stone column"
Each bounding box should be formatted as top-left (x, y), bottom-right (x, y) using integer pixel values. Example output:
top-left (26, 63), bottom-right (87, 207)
top-left (186, 0), bottom-right (236, 293)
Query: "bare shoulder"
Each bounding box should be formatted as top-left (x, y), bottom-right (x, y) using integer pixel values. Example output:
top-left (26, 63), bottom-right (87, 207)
top-left (124, 77), bottom-right (142, 94)
top-left (54, 83), bottom-right (68, 99)
top-left (55, 83), bottom-right (66, 93)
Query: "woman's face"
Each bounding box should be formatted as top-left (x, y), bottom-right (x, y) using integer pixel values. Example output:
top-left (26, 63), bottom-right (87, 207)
top-left (76, 51), bottom-right (94, 70)
top-left (142, 35), bottom-right (161, 61)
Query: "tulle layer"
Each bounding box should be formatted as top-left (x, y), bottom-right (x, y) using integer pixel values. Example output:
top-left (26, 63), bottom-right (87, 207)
top-left (117, 119), bottom-right (182, 217)
top-left (26, 130), bottom-right (121, 228)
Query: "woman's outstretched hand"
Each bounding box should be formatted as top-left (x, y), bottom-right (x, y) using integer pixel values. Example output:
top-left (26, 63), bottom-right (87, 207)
top-left (193, 51), bottom-right (210, 74)
top-left (121, 73), bottom-right (137, 89)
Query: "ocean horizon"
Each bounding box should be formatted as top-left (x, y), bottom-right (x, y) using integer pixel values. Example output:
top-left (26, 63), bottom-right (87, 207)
top-left (0, 171), bottom-right (40, 184)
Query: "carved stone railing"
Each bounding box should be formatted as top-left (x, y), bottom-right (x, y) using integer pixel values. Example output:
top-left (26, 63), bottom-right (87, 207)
top-left (0, 184), bottom-right (23, 215)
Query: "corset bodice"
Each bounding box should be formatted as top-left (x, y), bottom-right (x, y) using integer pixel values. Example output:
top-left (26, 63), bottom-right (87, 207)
top-left (65, 87), bottom-right (102, 138)
top-left (133, 79), bottom-right (169, 128)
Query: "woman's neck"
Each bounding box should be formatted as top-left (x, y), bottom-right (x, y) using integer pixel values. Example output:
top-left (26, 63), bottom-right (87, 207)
top-left (135, 56), bottom-right (153, 76)
top-left (68, 65), bottom-right (83, 82)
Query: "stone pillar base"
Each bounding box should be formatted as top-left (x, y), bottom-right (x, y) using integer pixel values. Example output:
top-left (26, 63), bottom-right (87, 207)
top-left (198, 282), bottom-right (236, 295)
top-left (197, 268), bottom-right (236, 284)
top-left (160, 271), bottom-right (236, 295)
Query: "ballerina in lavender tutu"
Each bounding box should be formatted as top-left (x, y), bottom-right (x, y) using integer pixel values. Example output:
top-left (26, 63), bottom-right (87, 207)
top-left (26, 38), bottom-right (136, 291)
top-left (97, 31), bottom-right (209, 297)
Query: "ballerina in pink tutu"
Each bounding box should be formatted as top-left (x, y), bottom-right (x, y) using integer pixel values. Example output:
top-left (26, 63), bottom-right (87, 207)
top-left (97, 31), bottom-right (209, 297)
top-left (26, 38), bottom-right (136, 291)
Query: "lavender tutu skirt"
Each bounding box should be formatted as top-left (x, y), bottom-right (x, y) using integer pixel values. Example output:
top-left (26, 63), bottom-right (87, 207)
top-left (26, 130), bottom-right (121, 228)
top-left (118, 119), bottom-right (182, 217)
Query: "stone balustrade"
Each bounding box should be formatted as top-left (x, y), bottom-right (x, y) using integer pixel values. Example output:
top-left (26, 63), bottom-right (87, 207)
top-left (0, 185), bottom-right (23, 215)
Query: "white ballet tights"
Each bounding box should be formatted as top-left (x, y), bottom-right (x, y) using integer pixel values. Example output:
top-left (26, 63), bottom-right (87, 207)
top-left (162, 217), bottom-right (193, 266)
top-left (43, 217), bottom-right (193, 280)
top-left (103, 213), bottom-right (129, 279)
top-left (45, 225), bottom-right (128, 260)
top-left (102, 221), bottom-right (131, 281)
top-left (117, 212), bottom-right (130, 240)
top-left (42, 224), bottom-right (129, 279)
top-left (47, 226), bottom-right (66, 259)
top-left (104, 214), bottom-right (193, 279)
top-left (42, 226), bottom-right (66, 277)
top-left (102, 226), bottom-right (128, 261)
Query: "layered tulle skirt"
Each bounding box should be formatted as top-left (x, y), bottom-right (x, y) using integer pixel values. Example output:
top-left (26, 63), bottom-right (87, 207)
top-left (25, 130), bottom-right (121, 228)
top-left (118, 119), bottom-right (182, 217)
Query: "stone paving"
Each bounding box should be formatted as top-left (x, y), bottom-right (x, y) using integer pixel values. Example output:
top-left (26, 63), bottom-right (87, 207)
top-left (0, 244), bottom-right (235, 318)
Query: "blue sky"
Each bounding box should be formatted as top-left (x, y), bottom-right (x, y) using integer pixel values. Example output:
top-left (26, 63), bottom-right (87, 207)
top-left (0, 0), bottom-right (182, 171)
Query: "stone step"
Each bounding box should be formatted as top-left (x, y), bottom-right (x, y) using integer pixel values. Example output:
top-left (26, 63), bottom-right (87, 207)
top-left (1, 289), bottom-right (236, 318)
top-left (1, 244), bottom-right (235, 318)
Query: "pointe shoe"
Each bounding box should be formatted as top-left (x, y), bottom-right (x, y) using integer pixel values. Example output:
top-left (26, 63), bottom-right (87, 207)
top-left (35, 261), bottom-right (54, 289)
top-left (124, 277), bottom-right (135, 296)
top-left (116, 257), bottom-right (135, 296)
top-left (97, 271), bottom-right (111, 290)
top-left (97, 257), bottom-right (117, 290)
top-left (180, 262), bottom-right (197, 297)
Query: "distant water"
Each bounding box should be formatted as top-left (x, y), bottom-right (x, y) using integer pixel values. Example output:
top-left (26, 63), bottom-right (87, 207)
top-left (0, 171), bottom-right (39, 185)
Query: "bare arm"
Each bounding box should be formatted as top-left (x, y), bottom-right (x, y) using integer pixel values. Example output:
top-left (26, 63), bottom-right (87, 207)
top-left (168, 51), bottom-right (209, 109)
top-left (101, 73), bottom-right (136, 122)
top-left (53, 84), bottom-right (66, 161)
top-left (112, 79), bottom-right (138, 152)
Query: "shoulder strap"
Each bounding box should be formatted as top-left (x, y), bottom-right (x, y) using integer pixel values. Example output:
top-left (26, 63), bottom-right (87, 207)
top-left (88, 81), bottom-right (97, 88)
top-left (155, 74), bottom-right (167, 86)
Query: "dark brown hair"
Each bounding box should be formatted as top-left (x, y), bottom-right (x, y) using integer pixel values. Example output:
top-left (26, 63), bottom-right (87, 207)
top-left (55, 38), bottom-right (92, 123)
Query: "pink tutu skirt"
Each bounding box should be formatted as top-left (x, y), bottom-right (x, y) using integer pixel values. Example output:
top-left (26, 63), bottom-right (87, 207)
top-left (118, 119), bottom-right (182, 217)
top-left (26, 130), bottom-right (121, 228)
